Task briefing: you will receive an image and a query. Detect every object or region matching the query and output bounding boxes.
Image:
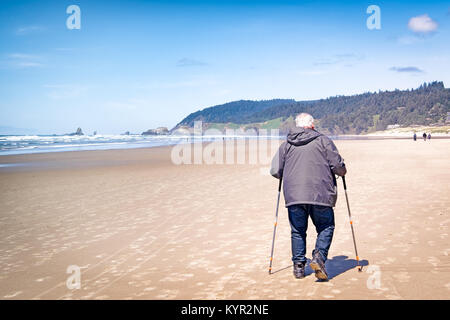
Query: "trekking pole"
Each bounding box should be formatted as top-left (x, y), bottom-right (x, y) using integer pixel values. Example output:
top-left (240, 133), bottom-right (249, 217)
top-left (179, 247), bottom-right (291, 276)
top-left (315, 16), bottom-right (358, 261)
top-left (342, 176), bottom-right (362, 272)
top-left (269, 177), bottom-right (282, 275)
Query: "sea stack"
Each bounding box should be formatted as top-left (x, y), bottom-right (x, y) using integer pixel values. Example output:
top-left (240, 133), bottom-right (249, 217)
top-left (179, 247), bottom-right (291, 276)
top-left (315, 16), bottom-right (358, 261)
top-left (68, 127), bottom-right (84, 136)
top-left (142, 127), bottom-right (169, 135)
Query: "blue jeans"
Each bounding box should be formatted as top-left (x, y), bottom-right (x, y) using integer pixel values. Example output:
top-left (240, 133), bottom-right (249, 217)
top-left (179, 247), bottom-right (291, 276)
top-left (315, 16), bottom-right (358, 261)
top-left (288, 204), bottom-right (335, 264)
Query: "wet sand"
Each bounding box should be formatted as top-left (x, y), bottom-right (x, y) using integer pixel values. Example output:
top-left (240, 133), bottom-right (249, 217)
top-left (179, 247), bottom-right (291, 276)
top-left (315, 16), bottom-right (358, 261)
top-left (0, 139), bottom-right (449, 299)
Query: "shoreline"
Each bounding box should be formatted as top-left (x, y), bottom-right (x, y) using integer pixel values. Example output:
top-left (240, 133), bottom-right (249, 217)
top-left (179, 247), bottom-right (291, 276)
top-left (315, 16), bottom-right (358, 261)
top-left (1, 134), bottom-right (449, 157)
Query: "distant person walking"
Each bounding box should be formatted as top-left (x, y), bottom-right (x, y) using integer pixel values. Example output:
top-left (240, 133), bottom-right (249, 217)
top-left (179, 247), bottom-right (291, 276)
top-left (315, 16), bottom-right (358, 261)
top-left (423, 133), bottom-right (427, 141)
top-left (270, 113), bottom-right (346, 280)
top-left (427, 133), bottom-right (431, 140)
top-left (413, 133), bottom-right (417, 141)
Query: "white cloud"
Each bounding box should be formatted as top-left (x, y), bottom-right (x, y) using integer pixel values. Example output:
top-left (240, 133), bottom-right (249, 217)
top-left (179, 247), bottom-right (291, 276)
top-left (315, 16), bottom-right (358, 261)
top-left (4, 53), bottom-right (44, 68)
top-left (16, 62), bottom-right (44, 68)
top-left (176, 58), bottom-right (208, 67)
top-left (312, 53), bottom-right (364, 67)
top-left (408, 14), bottom-right (438, 34)
top-left (16, 25), bottom-right (46, 35)
top-left (389, 66), bottom-right (424, 73)
top-left (9, 53), bottom-right (40, 60)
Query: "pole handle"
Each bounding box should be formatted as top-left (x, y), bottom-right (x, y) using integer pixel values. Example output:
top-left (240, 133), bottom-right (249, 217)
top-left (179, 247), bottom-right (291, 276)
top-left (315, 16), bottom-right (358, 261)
top-left (342, 175), bottom-right (347, 190)
top-left (278, 176), bottom-right (283, 192)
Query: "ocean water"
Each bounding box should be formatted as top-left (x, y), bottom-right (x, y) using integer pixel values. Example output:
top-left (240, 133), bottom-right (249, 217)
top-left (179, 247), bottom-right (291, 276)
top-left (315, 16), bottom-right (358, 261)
top-left (0, 133), bottom-right (414, 156)
top-left (0, 134), bottom-right (284, 156)
top-left (0, 134), bottom-right (191, 155)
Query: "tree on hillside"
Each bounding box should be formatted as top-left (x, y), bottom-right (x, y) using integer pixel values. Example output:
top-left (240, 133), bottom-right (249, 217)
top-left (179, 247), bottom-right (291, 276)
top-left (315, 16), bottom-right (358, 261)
top-left (174, 82), bottom-right (449, 134)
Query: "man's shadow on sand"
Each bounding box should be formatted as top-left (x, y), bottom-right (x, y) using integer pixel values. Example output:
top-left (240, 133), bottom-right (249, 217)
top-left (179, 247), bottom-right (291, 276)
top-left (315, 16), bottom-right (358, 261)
top-left (272, 255), bottom-right (369, 280)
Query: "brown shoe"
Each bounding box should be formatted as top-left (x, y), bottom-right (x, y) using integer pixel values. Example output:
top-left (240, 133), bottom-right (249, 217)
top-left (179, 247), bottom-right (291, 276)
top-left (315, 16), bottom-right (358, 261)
top-left (309, 251), bottom-right (328, 280)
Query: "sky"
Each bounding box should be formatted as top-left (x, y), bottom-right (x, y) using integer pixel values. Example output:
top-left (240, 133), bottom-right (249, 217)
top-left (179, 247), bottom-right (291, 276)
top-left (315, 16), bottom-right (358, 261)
top-left (0, 0), bottom-right (449, 134)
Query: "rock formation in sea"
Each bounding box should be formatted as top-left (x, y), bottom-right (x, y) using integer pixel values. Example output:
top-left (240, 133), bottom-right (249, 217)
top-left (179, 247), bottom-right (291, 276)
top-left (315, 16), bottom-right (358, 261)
top-left (68, 127), bottom-right (84, 136)
top-left (142, 127), bottom-right (169, 135)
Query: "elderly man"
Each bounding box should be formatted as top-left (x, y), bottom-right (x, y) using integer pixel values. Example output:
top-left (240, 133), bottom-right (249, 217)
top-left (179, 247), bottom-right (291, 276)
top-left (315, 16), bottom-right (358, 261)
top-left (270, 113), bottom-right (346, 280)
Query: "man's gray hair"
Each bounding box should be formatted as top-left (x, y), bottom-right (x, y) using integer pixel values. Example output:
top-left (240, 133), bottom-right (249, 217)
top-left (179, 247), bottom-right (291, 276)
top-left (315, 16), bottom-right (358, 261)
top-left (295, 113), bottom-right (314, 128)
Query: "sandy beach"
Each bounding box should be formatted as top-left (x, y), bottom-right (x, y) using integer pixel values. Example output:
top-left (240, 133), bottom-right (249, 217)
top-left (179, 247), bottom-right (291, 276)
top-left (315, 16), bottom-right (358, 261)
top-left (0, 139), bottom-right (449, 300)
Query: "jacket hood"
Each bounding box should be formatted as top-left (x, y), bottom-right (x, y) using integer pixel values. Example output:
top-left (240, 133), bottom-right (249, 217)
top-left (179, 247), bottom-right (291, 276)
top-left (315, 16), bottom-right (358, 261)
top-left (287, 127), bottom-right (322, 146)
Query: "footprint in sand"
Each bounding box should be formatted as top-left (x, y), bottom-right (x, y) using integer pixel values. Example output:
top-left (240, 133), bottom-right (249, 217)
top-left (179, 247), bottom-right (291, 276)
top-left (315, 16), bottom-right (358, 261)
top-left (331, 289), bottom-right (341, 294)
top-left (393, 272), bottom-right (410, 283)
top-left (94, 278), bottom-right (110, 285)
top-left (155, 289), bottom-right (179, 299)
top-left (379, 257), bottom-right (396, 264)
top-left (144, 287), bottom-right (156, 291)
top-left (372, 246), bottom-right (387, 253)
top-left (35, 277), bottom-right (51, 282)
top-left (4, 291), bottom-right (22, 298)
top-left (306, 288), bottom-right (318, 297)
top-left (367, 232), bottom-right (377, 238)
top-left (427, 256), bottom-right (440, 267)
top-left (80, 292), bottom-right (96, 299)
